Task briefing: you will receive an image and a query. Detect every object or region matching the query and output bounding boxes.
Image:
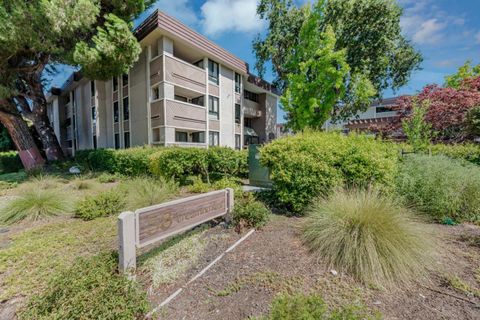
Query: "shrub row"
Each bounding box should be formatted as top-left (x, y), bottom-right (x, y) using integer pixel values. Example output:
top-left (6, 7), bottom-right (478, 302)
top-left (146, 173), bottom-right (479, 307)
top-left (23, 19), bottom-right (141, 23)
top-left (430, 143), bottom-right (480, 165)
top-left (75, 147), bottom-right (158, 176)
top-left (0, 151), bottom-right (23, 174)
top-left (150, 146), bottom-right (247, 184)
top-left (396, 154), bottom-right (480, 223)
top-left (260, 131), bottom-right (398, 213)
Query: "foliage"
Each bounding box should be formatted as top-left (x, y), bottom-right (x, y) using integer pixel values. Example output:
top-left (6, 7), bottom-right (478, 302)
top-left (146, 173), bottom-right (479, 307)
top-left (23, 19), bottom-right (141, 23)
top-left (402, 99), bottom-right (433, 151)
top-left (281, 2), bottom-right (375, 130)
top-left (262, 293), bottom-right (379, 320)
top-left (75, 148), bottom-right (116, 172)
top-left (0, 188), bottom-right (70, 224)
top-left (0, 216), bottom-right (116, 301)
top-left (445, 61), bottom-right (480, 89)
top-left (233, 193), bottom-right (270, 229)
top-left (97, 172), bottom-right (121, 183)
top-left (19, 252), bottom-right (149, 320)
top-left (74, 189), bottom-right (126, 220)
top-left (121, 176), bottom-right (178, 210)
top-left (0, 124), bottom-right (13, 151)
top-left (260, 131), bottom-right (398, 213)
top-left (429, 143), bottom-right (480, 165)
top-left (254, 0), bottom-right (421, 120)
top-left (396, 154), bottom-right (480, 223)
top-left (302, 189), bottom-right (433, 287)
top-left (0, 150), bottom-right (23, 173)
top-left (465, 106), bottom-right (480, 136)
top-left (150, 147), bottom-right (247, 184)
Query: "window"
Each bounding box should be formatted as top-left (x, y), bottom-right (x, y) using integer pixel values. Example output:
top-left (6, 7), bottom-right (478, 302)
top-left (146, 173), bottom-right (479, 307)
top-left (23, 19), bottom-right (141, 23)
top-left (191, 96), bottom-right (204, 106)
top-left (152, 86), bottom-right (160, 101)
top-left (208, 59), bottom-right (219, 85)
top-left (235, 134), bottom-right (241, 150)
top-left (113, 101), bottom-right (119, 123)
top-left (376, 106), bottom-right (394, 113)
top-left (192, 132), bottom-right (205, 143)
top-left (65, 94), bottom-right (71, 105)
top-left (174, 95), bottom-right (188, 102)
top-left (244, 90), bottom-right (259, 103)
top-left (123, 97), bottom-right (129, 121)
top-left (235, 73), bottom-right (241, 93)
top-left (93, 135), bottom-right (97, 150)
top-left (91, 106), bottom-right (96, 120)
top-left (193, 59), bottom-right (204, 69)
top-left (90, 81), bottom-right (95, 97)
top-left (209, 131), bottom-right (219, 146)
top-left (114, 133), bottom-right (120, 149)
top-left (235, 104), bottom-right (241, 124)
top-left (245, 117), bottom-right (253, 128)
top-left (124, 132), bottom-right (130, 148)
top-left (113, 77), bottom-right (119, 92)
top-left (122, 73), bottom-right (129, 87)
top-left (175, 131), bottom-right (188, 142)
top-left (209, 96), bottom-right (219, 119)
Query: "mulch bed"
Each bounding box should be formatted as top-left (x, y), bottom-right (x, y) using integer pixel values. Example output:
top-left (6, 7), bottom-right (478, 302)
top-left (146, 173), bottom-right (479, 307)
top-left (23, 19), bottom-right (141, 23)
top-left (148, 215), bottom-right (480, 320)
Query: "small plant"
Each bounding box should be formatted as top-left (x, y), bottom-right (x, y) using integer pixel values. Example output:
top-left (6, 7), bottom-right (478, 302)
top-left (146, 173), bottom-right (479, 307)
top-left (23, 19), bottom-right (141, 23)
top-left (402, 98), bottom-right (433, 152)
top-left (0, 189), bottom-right (70, 224)
top-left (263, 293), bottom-right (379, 320)
top-left (97, 172), bottom-right (120, 183)
top-left (302, 189), bottom-right (433, 287)
top-left (121, 176), bottom-right (178, 210)
top-left (19, 252), bottom-right (149, 320)
top-left (24, 174), bottom-right (65, 190)
top-left (74, 189), bottom-right (126, 220)
top-left (187, 176), bottom-right (211, 193)
top-left (233, 193), bottom-right (270, 229)
top-left (70, 177), bottom-right (96, 190)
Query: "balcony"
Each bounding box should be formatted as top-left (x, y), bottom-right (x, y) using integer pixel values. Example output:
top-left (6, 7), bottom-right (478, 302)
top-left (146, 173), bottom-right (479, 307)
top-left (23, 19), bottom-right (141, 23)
top-left (244, 99), bottom-right (261, 118)
top-left (165, 99), bottom-right (206, 130)
top-left (164, 55), bottom-right (206, 93)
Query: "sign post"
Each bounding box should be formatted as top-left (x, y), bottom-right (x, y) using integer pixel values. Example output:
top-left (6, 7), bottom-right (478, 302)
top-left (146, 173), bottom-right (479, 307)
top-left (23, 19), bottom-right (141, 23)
top-left (118, 188), bottom-right (234, 273)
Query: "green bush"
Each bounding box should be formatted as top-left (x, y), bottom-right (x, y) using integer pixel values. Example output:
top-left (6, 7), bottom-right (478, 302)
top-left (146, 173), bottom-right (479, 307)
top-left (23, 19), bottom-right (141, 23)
top-left (260, 131), bottom-right (398, 213)
top-left (302, 189), bottom-right (433, 287)
top-left (430, 143), bottom-right (480, 166)
top-left (97, 172), bottom-right (121, 183)
top-left (233, 193), bottom-right (270, 229)
top-left (74, 189), bottom-right (126, 220)
top-left (19, 252), bottom-right (149, 320)
top-left (0, 189), bottom-right (71, 224)
top-left (396, 154), bottom-right (480, 223)
top-left (150, 147), bottom-right (247, 184)
top-left (120, 176), bottom-right (178, 210)
top-left (263, 293), bottom-right (379, 320)
top-left (75, 148), bottom-right (115, 172)
top-left (0, 151), bottom-right (23, 174)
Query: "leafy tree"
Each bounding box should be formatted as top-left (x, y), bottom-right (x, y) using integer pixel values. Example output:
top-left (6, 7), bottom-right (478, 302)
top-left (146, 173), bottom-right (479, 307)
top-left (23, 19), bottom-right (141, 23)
top-left (445, 61), bottom-right (480, 89)
top-left (0, 1), bottom-right (152, 167)
top-left (281, 2), bottom-right (375, 130)
top-left (254, 0), bottom-right (422, 120)
top-left (402, 99), bottom-right (432, 151)
top-left (465, 106), bottom-right (480, 137)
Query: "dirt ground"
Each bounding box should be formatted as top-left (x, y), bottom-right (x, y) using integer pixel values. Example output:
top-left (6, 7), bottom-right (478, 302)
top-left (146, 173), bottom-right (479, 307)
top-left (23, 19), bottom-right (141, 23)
top-left (145, 215), bottom-right (480, 320)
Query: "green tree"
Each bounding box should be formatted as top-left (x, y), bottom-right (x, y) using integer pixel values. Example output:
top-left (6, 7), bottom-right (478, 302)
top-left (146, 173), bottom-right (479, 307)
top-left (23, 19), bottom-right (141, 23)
top-left (254, 0), bottom-right (422, 120)
top-left (445, 61), bottom-right (480, 88)
top-left (402, 99), bottom-right (432, 152)
top-left (281, 2), bottom-right (375, 130)
top-left (0, 1), bottom-right (152, 167)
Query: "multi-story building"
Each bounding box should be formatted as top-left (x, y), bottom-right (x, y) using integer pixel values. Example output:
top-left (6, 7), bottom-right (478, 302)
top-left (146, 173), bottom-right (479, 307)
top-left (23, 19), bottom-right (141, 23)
top-left (46, 10), bottom-right (279, 156)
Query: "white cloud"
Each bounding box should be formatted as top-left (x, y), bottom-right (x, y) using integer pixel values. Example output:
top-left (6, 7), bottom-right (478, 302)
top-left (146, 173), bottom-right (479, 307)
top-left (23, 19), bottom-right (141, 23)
top-left (412, 18), bottom-right (446, 45)
top-left (476, 31), bottom-right (480, 44)
top-left (152, 0), bottom-right (198, 26)
top-left (200, 0), bottom-right (264, 36)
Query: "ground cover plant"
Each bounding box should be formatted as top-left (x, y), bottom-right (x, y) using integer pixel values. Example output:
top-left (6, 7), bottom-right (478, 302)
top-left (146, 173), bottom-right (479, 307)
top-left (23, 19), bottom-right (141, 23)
top-left (233, 193), bottom-right (270, 229)
top-left (74, 188), bottom-right (126, 221)
top-left (18, 252), bottom-right (149, 320)
top-left (396, 154), bottom-right (480, 223)
top-left (302, 189), bottom-right (433, 287)
top-left (260, 131), bottom-right (398, 213)
top-left (0, 188), bottom-right (71, 224)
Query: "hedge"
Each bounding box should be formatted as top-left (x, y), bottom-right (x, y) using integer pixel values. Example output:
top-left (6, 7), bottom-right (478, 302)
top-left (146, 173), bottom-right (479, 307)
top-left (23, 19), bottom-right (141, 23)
top-left (75, 147), bottom-right (159, 176)
top-left (0, 151), bottom-right (23, 174)
top-left (430, 143), bottom-right (480, 165)
top-left (260, 131), bottom-right (398, 213)
top-left (149, 146), bottom-right (247, 184)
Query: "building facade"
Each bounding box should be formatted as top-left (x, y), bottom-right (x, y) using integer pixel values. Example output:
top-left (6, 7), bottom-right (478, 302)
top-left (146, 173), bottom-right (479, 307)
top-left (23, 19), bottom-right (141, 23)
top-left (46, 10), bottom-right (279, 156)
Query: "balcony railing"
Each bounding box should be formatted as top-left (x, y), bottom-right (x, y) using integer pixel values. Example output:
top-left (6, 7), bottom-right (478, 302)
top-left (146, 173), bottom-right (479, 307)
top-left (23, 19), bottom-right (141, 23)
top-left (164, 55), bottom-right (206, 93)
top-left (165, 99), bottom-right (206, 130)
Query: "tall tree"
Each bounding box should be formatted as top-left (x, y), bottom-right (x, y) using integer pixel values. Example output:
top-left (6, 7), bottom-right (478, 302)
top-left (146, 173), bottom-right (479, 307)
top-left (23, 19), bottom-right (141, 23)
top-left (281, 2), bottom-right (375, 130)
top-left (254, 0), bottom-right (422, 121)
top-left (0, 0), bottom-right (152, 165)
top-left (445, 61), bottom-right (480, 89)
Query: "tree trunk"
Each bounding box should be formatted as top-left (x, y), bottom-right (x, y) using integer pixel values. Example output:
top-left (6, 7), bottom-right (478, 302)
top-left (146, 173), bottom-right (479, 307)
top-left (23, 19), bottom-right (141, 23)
top-left (29, 112), bottom-right (65, 161)
top-left (0, 111), bottom-right (45, 170)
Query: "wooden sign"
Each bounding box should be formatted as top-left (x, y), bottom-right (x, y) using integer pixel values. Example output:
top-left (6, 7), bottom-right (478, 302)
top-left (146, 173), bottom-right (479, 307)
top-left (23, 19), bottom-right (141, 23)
top-left (118, 188), bottom-right (234, 272)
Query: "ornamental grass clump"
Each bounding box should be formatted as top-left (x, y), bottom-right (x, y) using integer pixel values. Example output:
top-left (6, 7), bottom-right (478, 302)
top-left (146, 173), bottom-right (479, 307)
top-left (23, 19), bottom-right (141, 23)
top-left (0, 189), bottom-right (70, 224)
top-left (121, 176), bottom-right (178, 210)
top-left (302, 189), bottom-right (433, 287)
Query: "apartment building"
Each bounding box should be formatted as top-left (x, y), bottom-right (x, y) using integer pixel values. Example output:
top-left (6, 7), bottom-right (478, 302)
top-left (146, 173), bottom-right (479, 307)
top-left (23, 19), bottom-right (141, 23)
top-left (46, 10), bottom-right (279, 156)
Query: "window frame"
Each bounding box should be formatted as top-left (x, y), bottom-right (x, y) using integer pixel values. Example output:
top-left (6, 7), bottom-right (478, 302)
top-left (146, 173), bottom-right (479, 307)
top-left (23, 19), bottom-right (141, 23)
top-left (175, 131), bottom-right (188, 142)
top-left (122, 73), bottom-right (129, 87)
top-left (208, 96), bottom-right (219, 120)
top-left (123, 97), bottom-right (129, 121)
top-left (209, 131), bottom-right (219, 146)
top-left (113, 101), bottom-right (119, 123)
top-left (235, 73), bottom-right (241, 93)
top-left (235, 103), bottom-right (241, 124)
top-left (113, 77), bottom-right (119, 92)
top-left (208, 60), bottom-right (219, 85)
top-left (124, 132), bottom-right (130, 149)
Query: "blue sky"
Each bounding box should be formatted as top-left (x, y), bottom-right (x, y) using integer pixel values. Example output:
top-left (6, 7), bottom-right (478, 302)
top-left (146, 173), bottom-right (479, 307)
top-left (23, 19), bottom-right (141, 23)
top-left (49, 0), bottom-right (480, 123)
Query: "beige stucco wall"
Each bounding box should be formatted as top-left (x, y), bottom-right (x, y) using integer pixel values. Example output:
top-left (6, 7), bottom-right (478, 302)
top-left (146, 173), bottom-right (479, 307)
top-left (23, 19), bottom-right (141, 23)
top-left (219, 66), bottom-right (234, 148)
top-left (129, 50), bottom-right (149, 146)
